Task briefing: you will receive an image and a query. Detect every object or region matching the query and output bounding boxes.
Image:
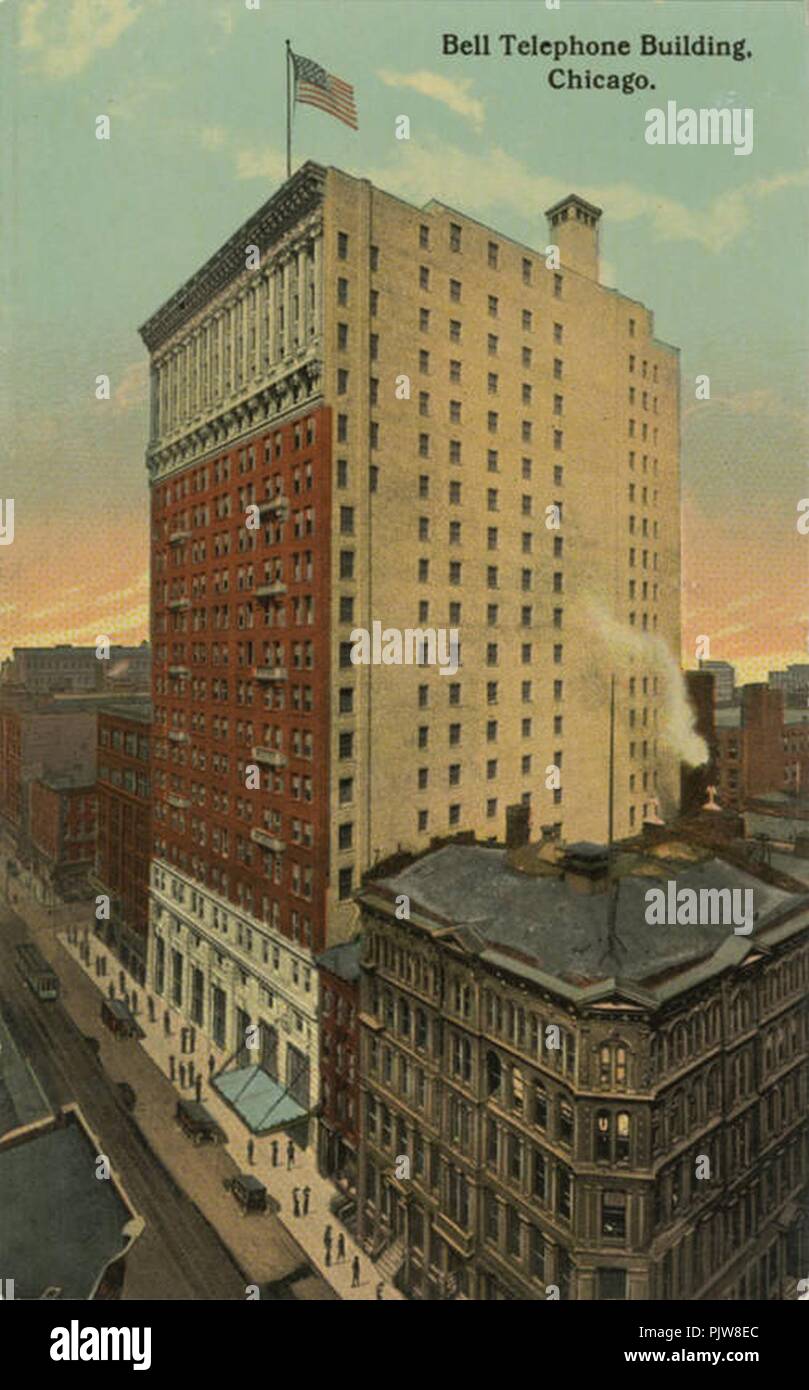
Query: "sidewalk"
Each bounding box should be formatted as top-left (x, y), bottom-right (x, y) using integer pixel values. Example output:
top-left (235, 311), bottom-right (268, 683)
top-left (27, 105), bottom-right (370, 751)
top-left (59, 930), bottom-right (401, 1302)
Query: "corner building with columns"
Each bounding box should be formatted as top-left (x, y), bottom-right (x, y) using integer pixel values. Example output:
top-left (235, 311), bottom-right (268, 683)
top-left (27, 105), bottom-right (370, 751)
top-left (139, 163), bottom-right (681, 1131)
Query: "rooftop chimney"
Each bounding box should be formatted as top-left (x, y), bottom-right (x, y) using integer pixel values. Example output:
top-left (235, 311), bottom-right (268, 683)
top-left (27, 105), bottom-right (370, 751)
top-left (505, 802), bottom-right (531, 851)
top-left (560, 841), bottom-right (610, 895)
top-left (545, 194), bottom-right (602, 281)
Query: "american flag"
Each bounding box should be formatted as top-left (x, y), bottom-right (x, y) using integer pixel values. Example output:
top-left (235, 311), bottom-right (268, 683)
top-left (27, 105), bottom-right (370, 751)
top-left (291, 49), bottom-right (358, 130)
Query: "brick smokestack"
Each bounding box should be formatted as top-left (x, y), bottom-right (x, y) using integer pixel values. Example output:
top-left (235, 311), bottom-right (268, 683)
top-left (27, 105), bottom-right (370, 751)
top-left (545, 194), bottom-right (602, 281)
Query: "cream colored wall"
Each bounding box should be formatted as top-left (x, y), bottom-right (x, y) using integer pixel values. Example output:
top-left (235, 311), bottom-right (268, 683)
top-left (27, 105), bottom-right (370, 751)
top-left (322, 168), bottom-right (681, 942)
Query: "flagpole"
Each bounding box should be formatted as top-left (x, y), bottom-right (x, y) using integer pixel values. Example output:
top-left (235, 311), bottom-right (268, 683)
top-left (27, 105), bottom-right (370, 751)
top-left (285, 40), bottom-right (292, 179)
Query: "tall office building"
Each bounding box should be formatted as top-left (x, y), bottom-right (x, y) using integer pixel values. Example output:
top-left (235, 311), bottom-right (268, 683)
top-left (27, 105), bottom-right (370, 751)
top-left (139, 163), bottom-right (681, 1103)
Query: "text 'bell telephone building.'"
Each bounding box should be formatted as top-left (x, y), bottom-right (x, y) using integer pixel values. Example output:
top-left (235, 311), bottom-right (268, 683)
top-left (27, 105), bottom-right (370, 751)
top-left (139, 162), bottom-right (681, 1113)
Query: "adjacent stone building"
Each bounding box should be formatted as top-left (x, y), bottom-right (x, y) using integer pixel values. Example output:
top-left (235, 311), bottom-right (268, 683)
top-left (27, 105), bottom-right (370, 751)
top-left (355, 828), bottom-right (809, 1300)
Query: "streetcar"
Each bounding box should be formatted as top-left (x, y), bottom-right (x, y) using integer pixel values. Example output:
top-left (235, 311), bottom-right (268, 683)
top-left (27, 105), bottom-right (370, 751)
top-left (15, 941), bottom-right (60, 1000)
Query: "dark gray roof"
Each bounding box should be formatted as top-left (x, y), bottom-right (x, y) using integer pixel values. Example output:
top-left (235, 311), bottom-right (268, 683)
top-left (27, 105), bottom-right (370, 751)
top-left (317, 939), bottom-right (362, 984)
top-left (0, 1114), bottom-right (133, 1299)
top-left (98, 700), bottom-right (152, 723)
top-left (364, 844), bottom-right (804, 993)
top-left (745, 812), bottom-right (809, 843)
top-left (38, 773), bottom-right (95, 792)
top-left (0, 1010), bottom-right (51, 1138)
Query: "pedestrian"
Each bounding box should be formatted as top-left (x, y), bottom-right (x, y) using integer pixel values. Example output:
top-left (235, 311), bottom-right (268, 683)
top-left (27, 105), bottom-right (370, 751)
top-left (292, 1188), bottom-right (300, 1217)
top-left (179, 1062), bottom-right (187, 1088)
top-left (324, 1224), bottom-right (332, 1252)
top-left (336, 1232), bottom-right (345, 1263)
top-left (247, 1138), bottom-right (255, 1166)
top-left (325, 1246), bottom-right (331, 1267)
top-left (208, 1053), bottom-right (216, 1076)
top-left (376, 1282), bottom-right (384, 1301)
top-left (302, 1185), bottom-right (310, 1216)
top-left (286, 1138), bottom-right (295, 1169)
top-left (351, 1255), bottom-right (360, 1288)
top-left (169, 1055), bottom-right (176, 1082)
top-left (271, 1139), bottom-right (279, 1167)
top-left (195, 1076), bottom-right (202, 1103)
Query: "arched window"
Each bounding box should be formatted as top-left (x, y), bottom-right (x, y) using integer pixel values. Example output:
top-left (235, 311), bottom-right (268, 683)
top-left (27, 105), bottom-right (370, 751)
top-left (595, 1111), bottom-right (611, 1162)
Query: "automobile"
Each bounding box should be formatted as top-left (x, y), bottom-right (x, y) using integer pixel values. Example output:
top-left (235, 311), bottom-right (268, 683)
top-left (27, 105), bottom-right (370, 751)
top-left (222, 1173), bottom-right (273, 1215)
top-left (116, 1081), bottom-right (137, 1111)
top-left (175, 1099), bottom-right (227, 1147)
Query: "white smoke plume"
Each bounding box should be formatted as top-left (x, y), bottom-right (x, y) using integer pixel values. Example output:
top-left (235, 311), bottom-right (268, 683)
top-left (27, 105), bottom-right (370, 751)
top-left (586, 603), bottom-right (709, 768)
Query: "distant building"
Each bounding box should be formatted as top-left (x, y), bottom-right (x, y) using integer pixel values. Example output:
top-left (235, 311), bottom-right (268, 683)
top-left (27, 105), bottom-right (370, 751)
top-left (316, 939), bottom-right (361, 1191)
top-left (0, 696), bottom-right (97, 851)
top-left (698, 659), bottom-right (736, 707)
top-left (94, 702), bottom-right (153, 985)
top-left (355, 830), bottom-right (809, 1300)
top-left (769, 665), bottom-right (809, 709)
top-left (29, 774), bottom-right (97, 906)
top-left (715, 685), bottom-right (809, 808)
top-left (4, 643), bottom-right (150, 696)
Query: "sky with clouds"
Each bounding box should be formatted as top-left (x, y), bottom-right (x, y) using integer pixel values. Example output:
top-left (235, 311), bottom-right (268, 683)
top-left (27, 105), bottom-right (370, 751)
top-left (1, 0), bottom-right (807, 682)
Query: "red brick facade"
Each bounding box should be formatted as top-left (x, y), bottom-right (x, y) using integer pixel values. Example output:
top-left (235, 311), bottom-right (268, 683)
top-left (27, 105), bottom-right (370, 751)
top-left (317, 943), bottom-right (360, 1185)
top-left (716, 685), bottom-right (809, 809)
top-left (0, 709), bottom-right (22, 830)
top-left (97, 708), bottom-right (152, 980)
top-left (150, 404), bottom-right (332, 950)
top-left (29, 779), bottom-right (96, 871)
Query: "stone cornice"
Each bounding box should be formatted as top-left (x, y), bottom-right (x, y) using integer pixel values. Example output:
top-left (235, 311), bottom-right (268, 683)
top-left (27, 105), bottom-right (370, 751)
top-left (145, 354), bottom-right (323, 482)
top-left (139, 161), bottom-right (327, 354)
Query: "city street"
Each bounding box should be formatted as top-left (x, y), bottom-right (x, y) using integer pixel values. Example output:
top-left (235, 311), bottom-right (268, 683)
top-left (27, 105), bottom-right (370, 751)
top-left (0, 900), bottom-right (333, 1301)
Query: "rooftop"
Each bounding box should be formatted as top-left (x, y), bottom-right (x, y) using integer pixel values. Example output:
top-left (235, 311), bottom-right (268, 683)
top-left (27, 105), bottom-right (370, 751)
top-left (0, 1109), bottom-right (136, 1299)
top-left (97, 700), bottom-right (153, 724)
top-left (316, 938), bottom-right (362, 984)
top-left (37, 773), bottom-right (96, 792)
top-left (360, 840), bottom-right (809, 1003)
top-left (715, 705), bottom-right (809, 729)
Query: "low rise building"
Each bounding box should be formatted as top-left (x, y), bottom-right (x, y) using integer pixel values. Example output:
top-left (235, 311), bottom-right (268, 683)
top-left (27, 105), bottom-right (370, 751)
top-left (355, 826), bottom-right (809, 1300)
top-left (716, 685), bottom-right (809, 809)
top-left (316, 938), bottom-right (361, 1191)
top-left (95, 702), bottom-right (153, 985)
top-left (29, 774), bottom-right (97, 905)
top-left (698, 659), bottom-right (736, 708)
